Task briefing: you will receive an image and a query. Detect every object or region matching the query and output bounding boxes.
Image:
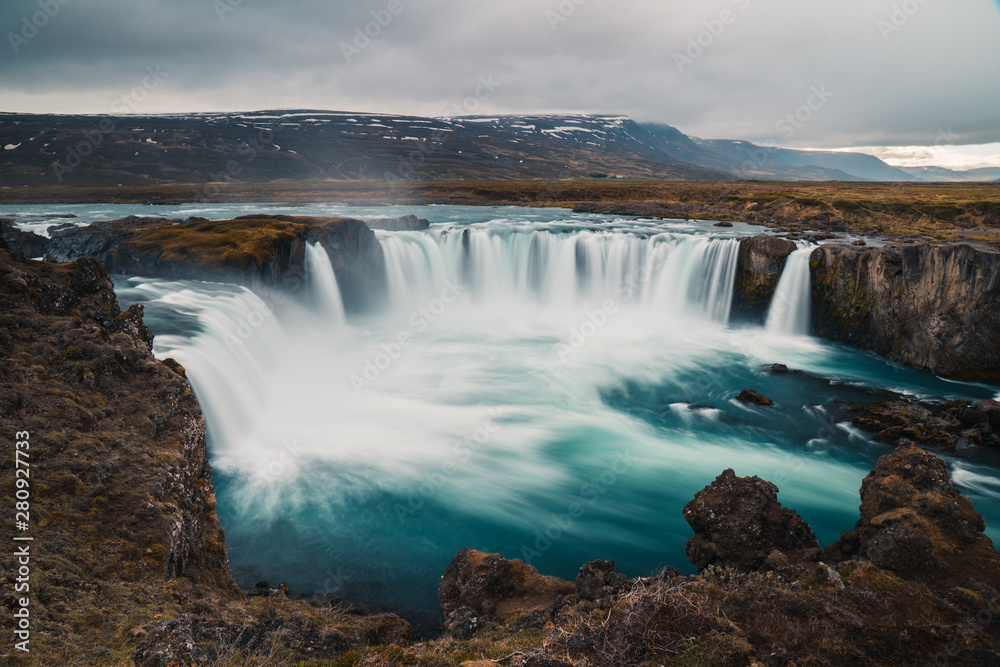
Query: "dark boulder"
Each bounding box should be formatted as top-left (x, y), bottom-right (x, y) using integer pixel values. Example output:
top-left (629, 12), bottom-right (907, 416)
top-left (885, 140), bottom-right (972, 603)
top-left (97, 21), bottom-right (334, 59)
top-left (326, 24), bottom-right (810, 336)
top-left (683, 469), bottom-right (820, 572)
top-left (851, 399), bottom-right (993, 453)
top-left (974, 399), bottom-right (1000, 430)
top-left (736, 389), bottom-right (773, 406)
top-left (848, 441), bottom-right (1000, 588)
top-left (439, 549), bottom-right (574, 622)
top-left (575, 560), bottom-right (629, 601)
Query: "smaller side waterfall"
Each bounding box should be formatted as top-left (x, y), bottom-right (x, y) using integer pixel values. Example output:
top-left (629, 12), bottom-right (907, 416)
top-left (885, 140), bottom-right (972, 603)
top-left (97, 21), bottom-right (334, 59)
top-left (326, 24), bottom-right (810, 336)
top-left (765, 246), bottom-right (814, 336)
top-left (305, 243), bottom-right (347, 325)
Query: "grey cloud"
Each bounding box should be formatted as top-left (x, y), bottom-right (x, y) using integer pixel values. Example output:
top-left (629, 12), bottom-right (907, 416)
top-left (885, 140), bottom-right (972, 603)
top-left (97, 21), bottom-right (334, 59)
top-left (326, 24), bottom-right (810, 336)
top-left (0, 0), bottom-right (997, 150)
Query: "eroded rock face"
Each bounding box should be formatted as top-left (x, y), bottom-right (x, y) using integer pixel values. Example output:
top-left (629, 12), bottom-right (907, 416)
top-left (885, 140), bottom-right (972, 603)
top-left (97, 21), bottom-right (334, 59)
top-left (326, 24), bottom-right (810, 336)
top-left (0, 218), bottom-right (49, 257)
top-left (439, 549), bottom-right (575, 622)
top-left (849, 441), bottom-right (1000, 588)
top-left (683, 469), bottom-right (820, 572)
top-left (732, 234), bottom-right (798, 321)
top-left (811, 242), bottom-right (1000, 381)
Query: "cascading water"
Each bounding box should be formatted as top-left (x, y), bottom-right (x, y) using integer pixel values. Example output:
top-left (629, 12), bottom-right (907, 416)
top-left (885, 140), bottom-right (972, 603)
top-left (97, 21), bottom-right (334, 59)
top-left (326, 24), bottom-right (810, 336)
top-left (765, 245), bottom-right (815, 337)
top-left (379, 228), bottom-right (740, 324)
top-left (106, 206), bottom-right (1000, 634)
top-left (305, 242), bottom-right (347, 325)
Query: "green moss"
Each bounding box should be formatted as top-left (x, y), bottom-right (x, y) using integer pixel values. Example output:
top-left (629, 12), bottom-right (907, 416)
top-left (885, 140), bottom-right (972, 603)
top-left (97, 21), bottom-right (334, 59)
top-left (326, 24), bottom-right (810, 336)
top-left (123, 217), bottom-right (306, 268)
top-left (43, 430), bottom-right (69, 449)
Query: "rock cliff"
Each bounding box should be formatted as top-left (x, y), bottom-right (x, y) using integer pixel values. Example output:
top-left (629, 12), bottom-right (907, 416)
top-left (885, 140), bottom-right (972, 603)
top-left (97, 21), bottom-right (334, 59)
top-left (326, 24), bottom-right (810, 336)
top-left (731, 234), bottom-right (797, 321)
top-left (810, 241), bottom-right (1000, 380)
top-left (44, 214), bottom-right (386, 312)
top-left (733, 234), bottom-right (1000, 380)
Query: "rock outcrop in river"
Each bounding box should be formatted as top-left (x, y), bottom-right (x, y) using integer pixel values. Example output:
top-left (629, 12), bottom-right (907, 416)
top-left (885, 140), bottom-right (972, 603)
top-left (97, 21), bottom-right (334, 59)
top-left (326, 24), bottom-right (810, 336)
top-left (43, 214), bottom-right (386, 312)
top-left (731, 234), bottom-right (798, 321)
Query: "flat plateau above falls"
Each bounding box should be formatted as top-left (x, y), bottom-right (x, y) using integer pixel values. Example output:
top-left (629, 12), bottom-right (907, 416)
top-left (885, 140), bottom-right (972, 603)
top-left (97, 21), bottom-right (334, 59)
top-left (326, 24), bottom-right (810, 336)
top-left (3, 180), bottom-right (999, 248)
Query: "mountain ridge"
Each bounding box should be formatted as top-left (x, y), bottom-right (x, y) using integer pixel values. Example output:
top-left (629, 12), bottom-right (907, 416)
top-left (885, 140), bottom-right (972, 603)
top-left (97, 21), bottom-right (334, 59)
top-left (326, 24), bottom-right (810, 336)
top-left (0, 109), bottom-right (982, 186)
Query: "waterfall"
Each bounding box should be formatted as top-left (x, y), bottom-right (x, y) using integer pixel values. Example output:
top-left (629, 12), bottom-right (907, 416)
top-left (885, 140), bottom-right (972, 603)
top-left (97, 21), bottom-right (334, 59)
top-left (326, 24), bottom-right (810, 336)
top-left (377, 228), bottom-right (741, 324)
top-left (305, 242), bottom-right (346, 325)
top-left (765, 246), bottom-right (814, 336)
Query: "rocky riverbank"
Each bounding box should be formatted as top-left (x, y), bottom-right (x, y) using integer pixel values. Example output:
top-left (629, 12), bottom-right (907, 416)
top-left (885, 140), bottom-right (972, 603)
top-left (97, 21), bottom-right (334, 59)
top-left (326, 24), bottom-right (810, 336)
top-left (0, 246), bottom-right (412, 665)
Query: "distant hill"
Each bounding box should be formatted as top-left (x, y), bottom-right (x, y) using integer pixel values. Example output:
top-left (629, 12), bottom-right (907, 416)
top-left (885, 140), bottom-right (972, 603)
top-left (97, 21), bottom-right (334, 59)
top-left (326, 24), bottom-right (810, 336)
top-left (899, 166), bottom-right (1000, 182)
top-left (0, 110), bottom-right (980, 187)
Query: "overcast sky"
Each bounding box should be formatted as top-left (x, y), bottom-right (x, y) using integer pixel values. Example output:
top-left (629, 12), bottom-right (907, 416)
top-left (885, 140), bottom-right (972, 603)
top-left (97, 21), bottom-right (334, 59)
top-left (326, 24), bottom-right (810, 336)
top-left (1, 0), bottom-right (999, 166)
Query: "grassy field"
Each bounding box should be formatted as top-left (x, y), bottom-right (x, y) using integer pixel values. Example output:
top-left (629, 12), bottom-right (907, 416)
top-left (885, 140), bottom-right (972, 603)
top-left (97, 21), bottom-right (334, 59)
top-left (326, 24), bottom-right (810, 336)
top-left (3, 179), bottom-right (1000, 245)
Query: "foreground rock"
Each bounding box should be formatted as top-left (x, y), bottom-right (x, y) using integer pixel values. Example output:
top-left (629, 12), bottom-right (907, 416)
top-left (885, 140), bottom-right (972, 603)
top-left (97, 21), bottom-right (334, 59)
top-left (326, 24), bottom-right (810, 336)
top-left (682, 469), bottom-right (820, 571)
top-left (44, 214), bottom-right (386, 311)
top-left (433, 446), bottom-right (1000, 666)
top-left (439, 548), bottom-right (575, 622)
top-left (811, 241), bottom-right (1000, 380)
top-left (829, 440), bottom-right (1000, 588)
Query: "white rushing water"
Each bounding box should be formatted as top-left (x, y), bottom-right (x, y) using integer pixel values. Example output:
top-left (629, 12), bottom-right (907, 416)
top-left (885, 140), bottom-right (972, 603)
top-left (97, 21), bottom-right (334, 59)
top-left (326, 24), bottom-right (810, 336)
top-left (305, 242), bottom-right (347, 325)
top-left (380, 228), bottom-right (740, 323)
top-left (765, 245), bottom-right (815, 337)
